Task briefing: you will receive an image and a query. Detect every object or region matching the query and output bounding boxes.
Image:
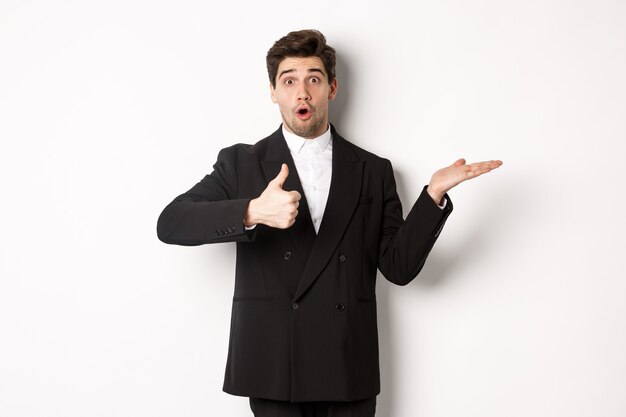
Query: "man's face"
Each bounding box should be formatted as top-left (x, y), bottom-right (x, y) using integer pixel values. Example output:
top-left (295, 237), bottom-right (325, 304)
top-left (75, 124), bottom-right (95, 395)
top-left (270, 56), bottom-right (338, 139)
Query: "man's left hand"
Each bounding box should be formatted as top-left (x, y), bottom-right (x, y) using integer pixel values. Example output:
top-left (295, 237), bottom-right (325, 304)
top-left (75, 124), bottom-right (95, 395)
top-left (427, 158), bottom-right (503, 205)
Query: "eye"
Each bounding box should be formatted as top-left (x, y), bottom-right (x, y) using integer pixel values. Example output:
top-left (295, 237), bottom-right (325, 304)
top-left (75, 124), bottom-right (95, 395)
top-left (310, 77), bottom-right (320, 83)
top-left (284, 79), bottom-right (294, 85)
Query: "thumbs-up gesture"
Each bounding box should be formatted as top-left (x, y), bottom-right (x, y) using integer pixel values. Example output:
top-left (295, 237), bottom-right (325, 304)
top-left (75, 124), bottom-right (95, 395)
top-left (244, 164), bottom-right (302, 229)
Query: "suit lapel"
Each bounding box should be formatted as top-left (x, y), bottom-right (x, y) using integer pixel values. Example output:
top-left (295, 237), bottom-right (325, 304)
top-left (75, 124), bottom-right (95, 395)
top-left (261, 127), bottom-right (316, 265)
top-left (292, 127), bottom-right (363, 302)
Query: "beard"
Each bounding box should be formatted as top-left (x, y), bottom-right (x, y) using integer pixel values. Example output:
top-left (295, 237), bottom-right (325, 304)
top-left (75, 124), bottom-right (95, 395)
top-left (283, 108), bottom-right (327, 139)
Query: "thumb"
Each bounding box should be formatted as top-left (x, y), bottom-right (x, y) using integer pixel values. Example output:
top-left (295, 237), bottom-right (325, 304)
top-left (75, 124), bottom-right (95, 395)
top-left (272, 163), bottom-right (289, 188)
top-left (452, 158), bottom-right (466, 167)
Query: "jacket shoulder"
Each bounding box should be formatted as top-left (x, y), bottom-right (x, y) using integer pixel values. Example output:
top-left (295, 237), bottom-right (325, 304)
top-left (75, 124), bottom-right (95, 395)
top-left (338, 135), bottom-right (392, 172)
top-left (217, 133), bottom-right (273, 160)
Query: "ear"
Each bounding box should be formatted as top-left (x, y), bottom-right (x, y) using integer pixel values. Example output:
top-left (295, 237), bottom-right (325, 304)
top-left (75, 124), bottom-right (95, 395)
top-left (270, 82), bottom-right (278, 103)
top-left (328, 78), bottom-right (338, 101)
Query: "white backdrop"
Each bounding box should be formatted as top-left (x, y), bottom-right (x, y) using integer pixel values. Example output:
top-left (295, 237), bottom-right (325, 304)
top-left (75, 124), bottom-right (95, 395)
top-left (1, 1), bottom-right (625, 416)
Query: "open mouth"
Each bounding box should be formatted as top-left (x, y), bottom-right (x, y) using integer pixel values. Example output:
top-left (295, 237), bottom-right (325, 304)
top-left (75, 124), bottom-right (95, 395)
top-left (295, 106), bottom-right (312, 120)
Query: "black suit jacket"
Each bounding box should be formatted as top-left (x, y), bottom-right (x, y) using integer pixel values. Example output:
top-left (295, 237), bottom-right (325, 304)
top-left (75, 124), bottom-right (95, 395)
top-left (157, 125), bottom-right (452, 402)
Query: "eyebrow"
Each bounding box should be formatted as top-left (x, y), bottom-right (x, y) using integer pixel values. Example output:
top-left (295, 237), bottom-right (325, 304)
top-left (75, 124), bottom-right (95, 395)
top-left (278, 68), bottom-right (325, 80)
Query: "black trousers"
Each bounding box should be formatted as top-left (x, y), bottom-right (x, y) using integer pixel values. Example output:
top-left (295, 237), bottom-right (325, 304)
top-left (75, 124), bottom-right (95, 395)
top-left (249, 397), bottom-right (376, 417)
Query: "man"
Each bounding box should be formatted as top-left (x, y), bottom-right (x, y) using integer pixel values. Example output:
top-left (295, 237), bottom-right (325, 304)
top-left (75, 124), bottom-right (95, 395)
top-left (157, 29), bottom-right (501, 417)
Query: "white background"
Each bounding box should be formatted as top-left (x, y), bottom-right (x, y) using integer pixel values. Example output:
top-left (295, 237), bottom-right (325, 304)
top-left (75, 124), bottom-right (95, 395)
top-left (1, 1), bottom-right (625, 416)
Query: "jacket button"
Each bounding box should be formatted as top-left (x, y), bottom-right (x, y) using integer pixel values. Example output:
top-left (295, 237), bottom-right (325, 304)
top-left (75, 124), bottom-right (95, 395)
top-left (335, 303), bottom-right (345, 311)
top-left (339, 254), bottom-right (347, 263)
top-left (291, 302), bottom-right (299, 310)
top-left (284, 251), bottom-right (292, 260)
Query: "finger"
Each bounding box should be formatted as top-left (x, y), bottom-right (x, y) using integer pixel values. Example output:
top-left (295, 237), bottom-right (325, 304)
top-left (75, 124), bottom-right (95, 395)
top-left (466, 165), bottom-right (496, 179)
top-left (452, 158), bottom-right (466, 167)
top-left (290, 190), bottom-right (302, 201)
top-left (468, 163), bottom-right (488, 172)
top-left (468, 160), bottom-right (503, 169)
top-left (272, 164), bottom-right (289, 188)
top-left (482, 160), bottom-right (502, 168)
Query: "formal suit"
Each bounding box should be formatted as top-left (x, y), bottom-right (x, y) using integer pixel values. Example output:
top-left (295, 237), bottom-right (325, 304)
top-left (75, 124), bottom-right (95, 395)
top-left (156, 124), bottom-right (452, 403)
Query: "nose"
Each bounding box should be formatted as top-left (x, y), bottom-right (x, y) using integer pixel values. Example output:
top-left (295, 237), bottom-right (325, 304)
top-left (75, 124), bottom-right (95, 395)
top-left (296, 84), bottom-right (310, 101)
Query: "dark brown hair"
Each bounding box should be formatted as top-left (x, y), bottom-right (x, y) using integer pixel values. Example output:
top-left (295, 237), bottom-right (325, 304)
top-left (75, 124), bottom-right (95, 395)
top-left (266, 29), bottom-right (336, 87)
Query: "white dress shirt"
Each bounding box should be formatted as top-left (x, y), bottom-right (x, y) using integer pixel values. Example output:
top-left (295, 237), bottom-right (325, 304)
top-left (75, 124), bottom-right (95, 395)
top-left (282, 124), bottom-right (333, 234)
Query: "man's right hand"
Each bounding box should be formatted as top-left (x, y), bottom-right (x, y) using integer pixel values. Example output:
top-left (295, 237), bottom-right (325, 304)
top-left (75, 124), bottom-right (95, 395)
top-left (244, 164), bottom-right (301, 229)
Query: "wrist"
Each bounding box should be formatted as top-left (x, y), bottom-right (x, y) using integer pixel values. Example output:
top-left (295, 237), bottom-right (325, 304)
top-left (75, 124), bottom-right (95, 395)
top-left (244, 198), bottom-right (260, 227)
top-left (426, 185), bottom-right (444, 206)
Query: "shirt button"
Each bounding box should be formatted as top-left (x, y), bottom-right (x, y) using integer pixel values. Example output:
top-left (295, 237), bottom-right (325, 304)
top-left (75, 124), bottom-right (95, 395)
top-left (284, 251), bottom-right (292, 260)
top-left (339, 254), bottom-right (347, 263)
top-left (292, 303), bottom-right (299, 310)
top-left (335, 303), bottom-right (345, 311)
top-left (313, 218), bottom-right (318, 223)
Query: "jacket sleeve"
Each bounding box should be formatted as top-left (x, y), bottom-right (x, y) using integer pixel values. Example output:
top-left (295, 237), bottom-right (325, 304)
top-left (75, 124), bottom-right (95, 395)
top-left (156, 146), bottom-right (257, 246)
top-left (377, 159), bottom-right (453, 285)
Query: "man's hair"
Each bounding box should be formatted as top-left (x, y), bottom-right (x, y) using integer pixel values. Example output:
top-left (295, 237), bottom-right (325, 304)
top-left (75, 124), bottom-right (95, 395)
top-left (266, 29), bottom-right (336, 88)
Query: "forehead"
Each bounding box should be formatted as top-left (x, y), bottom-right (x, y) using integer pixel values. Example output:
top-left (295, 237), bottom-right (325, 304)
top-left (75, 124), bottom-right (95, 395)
top-left (277, 56), bottom-right (327, 78)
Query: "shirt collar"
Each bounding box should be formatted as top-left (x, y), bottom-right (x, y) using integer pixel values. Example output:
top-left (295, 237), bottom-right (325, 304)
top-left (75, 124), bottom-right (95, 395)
top-left (282, 124), bottom-right (332, 155)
